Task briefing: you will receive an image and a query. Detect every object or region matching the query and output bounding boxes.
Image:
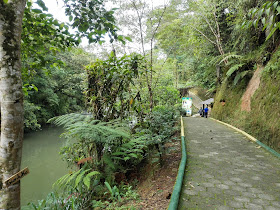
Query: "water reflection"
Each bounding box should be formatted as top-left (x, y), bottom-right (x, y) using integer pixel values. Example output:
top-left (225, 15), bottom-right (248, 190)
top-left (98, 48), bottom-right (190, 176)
top-left (21, 126), bottom-right (68, 206)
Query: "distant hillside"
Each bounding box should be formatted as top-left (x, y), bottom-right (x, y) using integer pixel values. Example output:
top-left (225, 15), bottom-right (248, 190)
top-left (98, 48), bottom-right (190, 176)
top-left (211, 48), bottom-right (280, 153)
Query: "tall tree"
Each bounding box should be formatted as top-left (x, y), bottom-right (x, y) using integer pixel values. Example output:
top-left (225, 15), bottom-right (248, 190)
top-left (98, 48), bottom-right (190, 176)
top-left (0, 0), bottom-right (26, 209)
top-left (0, 0), bottom-right (121, 208)
top-left (187, 0), bottom-right (230, 64)
top-left (156, 1), bottom-right (189, 88)
top-left (113, 0), bottom-right (167, 110)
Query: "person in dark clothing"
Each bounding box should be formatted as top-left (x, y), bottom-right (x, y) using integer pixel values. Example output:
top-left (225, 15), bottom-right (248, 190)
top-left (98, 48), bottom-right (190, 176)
top-left (204, 105), bottom-right (209, 118)
top-left (198, 107), bottom-right (203, 117)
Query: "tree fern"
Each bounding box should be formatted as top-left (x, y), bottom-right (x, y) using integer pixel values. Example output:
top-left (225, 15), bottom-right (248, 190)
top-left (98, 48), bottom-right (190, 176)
top-left (50, 113), bottom-right (146, 183)
top-left (49, 113), bottom-right (130, 142)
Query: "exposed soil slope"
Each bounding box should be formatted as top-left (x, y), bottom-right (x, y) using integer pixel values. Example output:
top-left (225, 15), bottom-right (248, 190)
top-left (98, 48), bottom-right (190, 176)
top-left (241, 65), bottom-right (263, 111)
top-left (132, 139), bottom-right (181, 209)
top-left (212, 49), bottom-right (280, 153)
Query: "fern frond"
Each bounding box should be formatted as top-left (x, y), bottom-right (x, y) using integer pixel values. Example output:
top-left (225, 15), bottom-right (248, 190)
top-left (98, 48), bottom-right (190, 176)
top-left (49, 113), bottom-right (131, 143)
top-left (75, 169), bottom-right (90, 188)
top-left (102, 154), bottom-right (116, 170)
top-left (226, 63), bottom-right (246, 77)
top-left (209, 54), bottom-right (223, 65)
top-left (65, 169), bottom-right (82, 186)
top-left (219, 53), bottom-right (243, 65)
top-left (53, 168), bottom-right (100, 191)
top-left (233, 71), bottom-right (249, 85)
top-left (209, 52), bottom-right (244, 66)
top-left (48, 113), bottom-right (87, 127)
top-left (53, 173), bottom-right (71, 189)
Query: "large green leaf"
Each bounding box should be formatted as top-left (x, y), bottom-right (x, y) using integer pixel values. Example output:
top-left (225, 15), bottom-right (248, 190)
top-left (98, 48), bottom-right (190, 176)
top-left (104, 181), bottom-right (113, 194)
top-left (83, 176), bottom-right (91, 189)
top-left (75, 169), bottom-right (90, 188)
top-left (65, 169), bottom-right (82, 185)
top-left (86, 171), bottom-right (100, 177)
top-left (266, 27), bottom-right (277, 40)
top-left (32, 9), bottom-right (42, 14)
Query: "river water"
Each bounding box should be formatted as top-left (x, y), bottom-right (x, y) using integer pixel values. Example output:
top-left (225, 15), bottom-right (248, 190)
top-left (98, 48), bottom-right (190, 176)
top-left (21, 127), bottom-right (69, 207)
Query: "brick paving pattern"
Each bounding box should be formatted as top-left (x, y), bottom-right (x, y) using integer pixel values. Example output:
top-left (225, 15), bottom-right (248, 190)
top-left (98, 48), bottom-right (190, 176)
top-left (178, 118), bottom-right (280, 210)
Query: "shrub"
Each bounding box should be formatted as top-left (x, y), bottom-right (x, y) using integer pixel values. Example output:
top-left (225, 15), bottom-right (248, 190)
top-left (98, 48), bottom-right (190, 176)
top-left (133, 105), bottom-right (180, 164)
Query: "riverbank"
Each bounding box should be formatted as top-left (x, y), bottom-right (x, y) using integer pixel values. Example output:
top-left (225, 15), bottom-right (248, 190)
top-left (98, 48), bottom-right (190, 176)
top-left (21, 127), bottom-right (68, 207)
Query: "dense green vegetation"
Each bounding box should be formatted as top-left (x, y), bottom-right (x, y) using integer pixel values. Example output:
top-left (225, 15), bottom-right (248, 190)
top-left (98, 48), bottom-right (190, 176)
top-left (27, 46), bottom-right (181, 207)
top-left (23, 49), bottom-right (90, 131)
top-left (5, 0), bottom-right (278, 208)
top-left (21, 1), bottom-right (181, 209)
top-left (151, 0), bottom-right (280, 153)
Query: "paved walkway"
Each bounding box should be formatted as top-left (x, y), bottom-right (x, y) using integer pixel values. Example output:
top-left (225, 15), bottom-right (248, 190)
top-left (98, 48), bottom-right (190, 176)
top-left (188, 91), bottom-right (203, 109)
top-left (178, 117), bottom-right (280, 210)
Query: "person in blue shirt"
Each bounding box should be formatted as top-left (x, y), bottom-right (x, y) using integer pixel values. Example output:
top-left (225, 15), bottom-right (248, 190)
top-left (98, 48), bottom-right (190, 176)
top-left (204, 105), bottom-right (209, 118)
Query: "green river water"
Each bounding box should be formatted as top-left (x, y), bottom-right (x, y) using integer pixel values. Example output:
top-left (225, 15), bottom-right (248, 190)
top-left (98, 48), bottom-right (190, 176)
top-left (21, 127), bottom-right (69, 207)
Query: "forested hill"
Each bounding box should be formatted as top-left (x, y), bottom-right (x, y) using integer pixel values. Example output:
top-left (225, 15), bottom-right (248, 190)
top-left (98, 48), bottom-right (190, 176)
top-left (154, 0), bottom-right (280, 153)
top-left (21, 0), bottom-right (280, 151)
top-left (1, 0), bottom-right (280, 209)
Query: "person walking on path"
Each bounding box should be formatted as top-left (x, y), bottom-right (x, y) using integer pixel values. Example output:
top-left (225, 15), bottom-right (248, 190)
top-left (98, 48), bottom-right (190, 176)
top-left (198, 107), bottom-right (203, 117)
top-left (204, 105), bottom-right (209, 118)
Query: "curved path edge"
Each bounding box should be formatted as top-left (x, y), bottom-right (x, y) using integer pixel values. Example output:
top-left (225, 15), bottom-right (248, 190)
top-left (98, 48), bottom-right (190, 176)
top-left (210, 118), bottom-right (280, 159)
top-left (178, 117), bottom-right (280, 210)
top-left (168, 117), bottom-right (187, 210)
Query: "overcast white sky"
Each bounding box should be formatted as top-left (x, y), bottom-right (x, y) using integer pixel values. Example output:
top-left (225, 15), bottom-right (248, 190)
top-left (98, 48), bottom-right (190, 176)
top-left (44, 0), bottom-right (168, 23)
top-left (44, 0), bottom-right (67, 22)
top-left (43, 0), bottom-right (169, 53)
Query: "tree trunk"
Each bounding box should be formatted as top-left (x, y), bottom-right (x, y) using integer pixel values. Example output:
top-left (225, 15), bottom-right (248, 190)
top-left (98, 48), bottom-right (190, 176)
top-left (149, 39), bottom-right (153, 111)
top-left (216, 64), bottom-right (221, 84)
top-left (0, 1), bottom-right (26, 209)
top-left (148, 83), bottom-right (153, 111)
top-left (175, 61), bottom-right (178, 89)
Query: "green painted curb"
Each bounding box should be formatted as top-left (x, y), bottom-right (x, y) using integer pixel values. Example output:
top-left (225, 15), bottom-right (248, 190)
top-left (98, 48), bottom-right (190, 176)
top-left (256, 140), bottom-right (280, 158)
top-left (168, 122), bottom-right (187, 210)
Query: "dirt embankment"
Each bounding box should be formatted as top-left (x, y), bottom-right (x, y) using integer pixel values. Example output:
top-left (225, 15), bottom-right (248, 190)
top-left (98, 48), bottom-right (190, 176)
top-left (211, 55), bottom-right (280, 153)
top-left (132, 139), bottom-right (181, 209)
top-left (241, 66), bottom-right (263, 111)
